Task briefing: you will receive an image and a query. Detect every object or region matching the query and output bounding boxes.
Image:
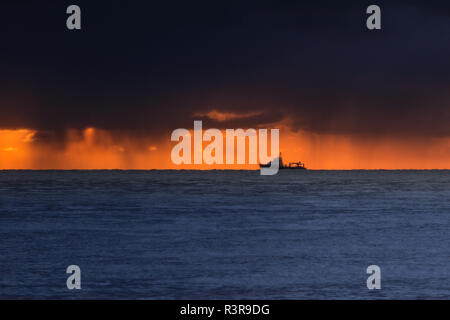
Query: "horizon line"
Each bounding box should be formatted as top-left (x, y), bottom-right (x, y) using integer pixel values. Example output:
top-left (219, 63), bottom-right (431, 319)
top-left (1, 168), bottom-right (449, 171)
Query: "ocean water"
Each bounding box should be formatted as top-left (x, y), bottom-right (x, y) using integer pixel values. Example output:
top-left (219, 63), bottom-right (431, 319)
top-left (0, 170), bottom-right (449, 299)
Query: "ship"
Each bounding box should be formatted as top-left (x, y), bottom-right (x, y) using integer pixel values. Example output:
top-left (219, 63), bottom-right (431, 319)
top-left (259, 153), bottom-right (307, 170)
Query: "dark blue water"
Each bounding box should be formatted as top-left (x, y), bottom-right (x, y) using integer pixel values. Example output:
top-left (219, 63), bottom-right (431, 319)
top-left (0, 170), bottom-right (449, 299)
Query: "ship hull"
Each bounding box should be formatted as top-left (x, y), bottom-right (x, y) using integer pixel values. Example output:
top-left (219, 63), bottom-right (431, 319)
top-left (259, 164), bottom-right (307, 170)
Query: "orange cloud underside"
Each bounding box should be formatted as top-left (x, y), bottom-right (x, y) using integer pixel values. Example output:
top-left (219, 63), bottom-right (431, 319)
top-left (1, 128), bottom-right (450, 169)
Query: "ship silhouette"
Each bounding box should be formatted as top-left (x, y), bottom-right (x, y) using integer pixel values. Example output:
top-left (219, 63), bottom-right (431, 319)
top-left (259, 153), bottom-right (307, 170)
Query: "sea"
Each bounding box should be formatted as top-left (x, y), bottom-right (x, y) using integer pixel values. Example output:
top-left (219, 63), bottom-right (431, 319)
top-left (0, 170), bottom-right (449, 299)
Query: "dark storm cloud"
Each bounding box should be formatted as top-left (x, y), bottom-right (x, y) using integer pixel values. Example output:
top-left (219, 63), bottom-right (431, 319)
top-left (0, 0), bottom-right (449, 140)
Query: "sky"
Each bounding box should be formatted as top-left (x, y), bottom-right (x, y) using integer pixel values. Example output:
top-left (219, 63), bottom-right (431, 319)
top-left (0, 0), bottom-right (449, 169)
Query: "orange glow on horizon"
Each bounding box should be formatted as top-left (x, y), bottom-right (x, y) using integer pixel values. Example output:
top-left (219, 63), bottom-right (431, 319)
top-left (0, 129), bottom-right (36, 169)
top-left (1, 127), bottom-right (450, 170)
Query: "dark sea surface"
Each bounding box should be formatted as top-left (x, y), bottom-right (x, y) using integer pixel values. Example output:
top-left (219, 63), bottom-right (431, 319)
top-left (0, 170), bottom-right (449, 299)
